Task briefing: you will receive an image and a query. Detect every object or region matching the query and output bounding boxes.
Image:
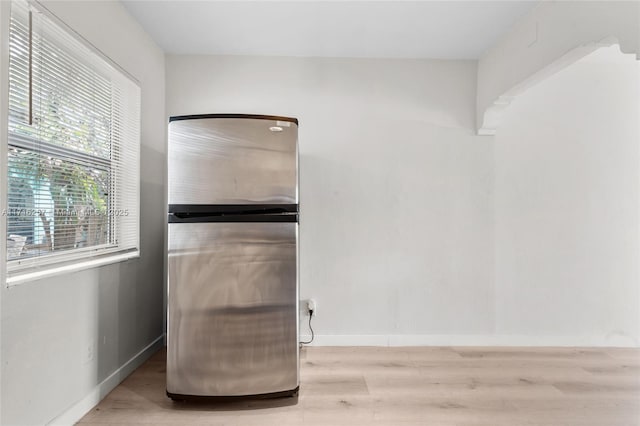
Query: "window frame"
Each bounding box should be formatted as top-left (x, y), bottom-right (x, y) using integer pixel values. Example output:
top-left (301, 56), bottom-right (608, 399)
top-left (3, 0), bottom-right (141, 286)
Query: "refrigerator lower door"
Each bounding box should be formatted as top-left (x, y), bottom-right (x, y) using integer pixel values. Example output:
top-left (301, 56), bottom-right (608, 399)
top-left (167, 222), bottom-right (299, 397)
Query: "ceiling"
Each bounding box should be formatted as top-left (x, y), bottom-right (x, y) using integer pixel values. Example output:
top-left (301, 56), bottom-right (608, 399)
top-left (122, 1), bottom-right (537, 59)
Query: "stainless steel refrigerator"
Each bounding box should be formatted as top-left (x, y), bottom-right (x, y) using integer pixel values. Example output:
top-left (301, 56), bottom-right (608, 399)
top-left (166, 114), bottom-right (299, 400)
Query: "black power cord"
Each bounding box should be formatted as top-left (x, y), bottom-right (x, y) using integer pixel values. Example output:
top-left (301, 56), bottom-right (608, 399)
top-left (300, 309), bottom-right (314, 345)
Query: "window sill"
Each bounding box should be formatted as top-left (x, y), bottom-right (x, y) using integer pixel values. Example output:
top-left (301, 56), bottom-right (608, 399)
top-left (6, 250), bottom-right (140, 287)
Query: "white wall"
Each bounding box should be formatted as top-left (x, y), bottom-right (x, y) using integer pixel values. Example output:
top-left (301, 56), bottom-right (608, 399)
top-left (166, 55), bottom-right (495, 345)
top-left (0, 2), bottom-right (166, 425)
top-left (493, 46), bottom-right (640, 347)
top-left (167, 51), bottom-right (640, 348)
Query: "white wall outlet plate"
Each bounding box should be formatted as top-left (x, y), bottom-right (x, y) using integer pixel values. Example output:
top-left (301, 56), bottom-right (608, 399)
top-left (307, 299), bottom-right (316, 316)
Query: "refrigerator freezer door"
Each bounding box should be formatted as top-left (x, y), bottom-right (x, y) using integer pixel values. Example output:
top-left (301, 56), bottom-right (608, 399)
top-left (168, 116), bottom-right (298, 205)
top-left (167, 222), bottom-right (299, 397)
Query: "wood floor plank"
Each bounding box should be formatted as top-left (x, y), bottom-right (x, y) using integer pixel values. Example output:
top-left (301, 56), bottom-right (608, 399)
top-left (77, 347), bottom-right (640, 426)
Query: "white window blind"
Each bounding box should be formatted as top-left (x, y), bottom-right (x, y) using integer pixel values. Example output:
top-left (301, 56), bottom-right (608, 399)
top-left (6, 0), bottom-right (140, 278)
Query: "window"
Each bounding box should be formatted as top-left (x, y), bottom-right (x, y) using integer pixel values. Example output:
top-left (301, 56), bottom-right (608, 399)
top-left (5, 0), bottom-right (140, 282)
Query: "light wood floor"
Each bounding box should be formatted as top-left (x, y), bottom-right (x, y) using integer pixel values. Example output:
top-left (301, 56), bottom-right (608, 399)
top-left (78, 346), bottom-right (640, 426)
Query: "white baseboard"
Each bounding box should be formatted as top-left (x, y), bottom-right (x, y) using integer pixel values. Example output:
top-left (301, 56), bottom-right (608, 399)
top-left (299, 334), bottom-right (639, 347)
top-left (47, 334), bottom-right (165, 426)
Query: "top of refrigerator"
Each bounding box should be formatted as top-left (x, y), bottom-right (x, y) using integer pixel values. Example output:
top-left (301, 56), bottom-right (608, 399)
top-left (168, 114), bottom-right (298, 206)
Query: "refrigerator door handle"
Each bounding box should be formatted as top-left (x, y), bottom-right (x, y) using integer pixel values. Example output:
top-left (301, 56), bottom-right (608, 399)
top-left (168, 204), bottom-right (298, 215)
top-left (168, 212), bottom-right (298, 223)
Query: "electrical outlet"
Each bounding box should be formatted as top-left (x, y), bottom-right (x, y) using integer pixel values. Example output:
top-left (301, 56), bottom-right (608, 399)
top-left (84, 340), bottom-right (96, 364)
top-left (307, 299), bottom-right (317, 316)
